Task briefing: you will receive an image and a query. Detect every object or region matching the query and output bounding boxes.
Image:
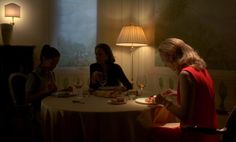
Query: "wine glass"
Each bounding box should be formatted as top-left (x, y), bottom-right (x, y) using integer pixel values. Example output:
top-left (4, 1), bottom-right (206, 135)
top-left (136, 75), bottom-right (147, 96)
top-left (83, 78), bottom-right (91, 97)
top-left (74, 78), bottom-right (84, 97)
top-left (98, 73), bottom-right (107, 87)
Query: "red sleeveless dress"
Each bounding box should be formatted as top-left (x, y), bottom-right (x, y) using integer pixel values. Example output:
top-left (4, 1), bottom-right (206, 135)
top-left (179, 66), bottom-right (219, 142)
top-left (150, 66), bottom-right (219, 142)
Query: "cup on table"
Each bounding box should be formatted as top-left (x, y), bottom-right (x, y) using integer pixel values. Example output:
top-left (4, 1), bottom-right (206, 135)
top-left (127, 90), bottom-right (138, 100)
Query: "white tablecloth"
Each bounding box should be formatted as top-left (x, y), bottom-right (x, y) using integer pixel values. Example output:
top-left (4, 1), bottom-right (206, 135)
top-left (41, 92), bottom-right (155, 142)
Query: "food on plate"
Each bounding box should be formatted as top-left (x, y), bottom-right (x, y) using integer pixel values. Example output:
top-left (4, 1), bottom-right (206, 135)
top-left (108, 96), bottom-right (126, 105)
top-left (145, 95), bottom-right (157, 104)
top-left (92, 90), bottom-right (121, 98)
top-left (135, 97), bottom-right (157, 105)
top-left (112, 97), bottom-right (125, 102)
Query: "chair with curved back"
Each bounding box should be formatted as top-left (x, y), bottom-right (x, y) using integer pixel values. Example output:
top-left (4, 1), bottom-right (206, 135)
top-left (8, 72), bottom-right (34, 141)
top-left (8, 72), bottom-right (31, 115)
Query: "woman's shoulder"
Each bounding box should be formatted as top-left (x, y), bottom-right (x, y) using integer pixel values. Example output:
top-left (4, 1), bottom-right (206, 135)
top-left (180, 66), bottom-right (194, 77)
top-left (110, 63), bottom-right (122, 69)
top-left (90, 63), bottom-right (99, 67)
top-left (110, 63), bottom-right (120, 66)
top-left (179, 70), bottom-right (191, 77)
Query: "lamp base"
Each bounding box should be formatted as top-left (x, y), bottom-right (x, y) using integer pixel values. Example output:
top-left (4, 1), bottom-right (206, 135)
top-left (1, 23), bottom-right (13, 46)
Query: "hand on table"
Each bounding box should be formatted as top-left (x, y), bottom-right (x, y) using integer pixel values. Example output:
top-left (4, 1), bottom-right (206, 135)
top-left (109, 86), bottom-right (127, 95)
top-left (155, 94), bottom-right (172, 109)
top-left (91, 71), bottom-right (103, 84)
top-left (144, 93), bottom-right (172, 107)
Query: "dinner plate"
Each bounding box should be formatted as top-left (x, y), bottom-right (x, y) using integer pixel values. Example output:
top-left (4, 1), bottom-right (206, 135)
top-left (51, 91), bottom-right (76, 98)
top-left (135, 97), bottom-right (157, 105)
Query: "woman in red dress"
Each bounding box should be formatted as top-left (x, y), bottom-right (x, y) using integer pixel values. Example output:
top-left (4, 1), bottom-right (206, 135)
top-left (151, 38), bottom-right (219, 142)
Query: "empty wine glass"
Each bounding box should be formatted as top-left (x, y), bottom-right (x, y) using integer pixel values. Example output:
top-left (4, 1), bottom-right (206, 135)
top-left (83, 78), bottom-right (91, 97)
top-left (99, 73), bottom-right (107, 87)
top-left (136, 75), bottom-right (147, 96)
top-left (74, 78), bottom-right (84, 97)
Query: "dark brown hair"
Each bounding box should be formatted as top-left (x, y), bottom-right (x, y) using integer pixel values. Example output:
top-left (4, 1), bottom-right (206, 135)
top-left (95, 43), bottom-right (115, 63)
top-left (40, 44), bottom-right (60, 63)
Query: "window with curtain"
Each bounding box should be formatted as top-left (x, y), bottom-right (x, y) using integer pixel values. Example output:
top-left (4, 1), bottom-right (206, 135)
top-left (50, 0), bottom-right (97, 67)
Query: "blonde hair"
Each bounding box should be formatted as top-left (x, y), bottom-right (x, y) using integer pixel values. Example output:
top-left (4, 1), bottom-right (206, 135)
top-left (158, 38), bottom-right (206, 71)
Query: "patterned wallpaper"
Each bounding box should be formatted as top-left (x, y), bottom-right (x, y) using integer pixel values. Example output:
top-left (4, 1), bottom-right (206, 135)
top-left (155, 0), bottom-right (236, 70)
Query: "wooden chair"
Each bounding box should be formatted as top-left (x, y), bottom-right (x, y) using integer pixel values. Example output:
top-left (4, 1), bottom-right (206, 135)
top-left (8, 72), bottom-right (31, 114)
top-left (8, 72), bottom-right (34, 141)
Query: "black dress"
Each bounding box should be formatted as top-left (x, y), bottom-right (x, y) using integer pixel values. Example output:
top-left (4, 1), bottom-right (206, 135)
top-left (89, 63), bottom-right (132, 90)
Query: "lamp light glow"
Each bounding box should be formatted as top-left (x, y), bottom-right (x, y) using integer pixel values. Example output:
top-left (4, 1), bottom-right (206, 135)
top-left (5, 3), bottom-right (21, 25)
top-left (116, 25), bottom-right (148, 47)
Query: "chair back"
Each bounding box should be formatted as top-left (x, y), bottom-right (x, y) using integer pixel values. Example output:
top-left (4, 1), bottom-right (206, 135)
top-left (8, 72), bottom-right (28, 107)
top-left (180, 105), bottom-right (236, 142)
top-left (223, 105), bottom-right (236, 142)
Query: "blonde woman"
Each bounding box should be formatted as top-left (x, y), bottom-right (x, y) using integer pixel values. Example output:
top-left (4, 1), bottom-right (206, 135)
top-left (151, 38), bottom-right (219, 142)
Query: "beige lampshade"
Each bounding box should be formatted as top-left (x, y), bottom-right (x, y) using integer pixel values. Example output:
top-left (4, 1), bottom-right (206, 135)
top-left (116, 25), bottom-right (148, 47)
top-left (5, 3), bottom-right (20, 25)
top-left (5, 3), bottom-right (20, 17)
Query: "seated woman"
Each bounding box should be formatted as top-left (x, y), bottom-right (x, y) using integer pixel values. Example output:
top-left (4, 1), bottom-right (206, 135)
top-left (149, 38), bottom-right (219, 142)
top-left (89, 43), bottom-right (132, 91)
top-left (25, 44), bottom-right (62, 141)
top-left (25, 45), bottom-right (72, 118)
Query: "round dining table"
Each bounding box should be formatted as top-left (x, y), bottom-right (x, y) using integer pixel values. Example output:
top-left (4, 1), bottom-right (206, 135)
top-left (41, 91), bottom-right (156, 142)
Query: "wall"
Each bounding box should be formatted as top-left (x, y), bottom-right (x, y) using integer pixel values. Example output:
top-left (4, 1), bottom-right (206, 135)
top-left (97, 0), bottom-right (156, 86)
top-left (0, 0), bottom-right (50, 67)
top-left (154, 0), bottom-right (236, 70)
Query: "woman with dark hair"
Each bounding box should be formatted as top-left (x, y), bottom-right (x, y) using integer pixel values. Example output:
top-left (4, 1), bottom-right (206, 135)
top-left (26, 44), bottom-right (61, 112)
top-left (89, 43), bottom-right (132, 90)
top-left (24, 44), bottom-right (61, 141)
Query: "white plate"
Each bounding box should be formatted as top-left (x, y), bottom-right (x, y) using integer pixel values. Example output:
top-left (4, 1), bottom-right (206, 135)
top-left (135, 97), bottom-right (157, 105)
top-left (51, 91), bottom-right (76, 98)
top-left (98, 86), bottom-right (117, 90)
